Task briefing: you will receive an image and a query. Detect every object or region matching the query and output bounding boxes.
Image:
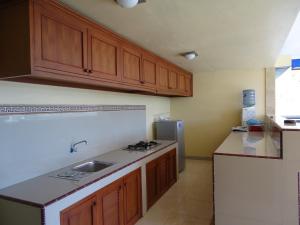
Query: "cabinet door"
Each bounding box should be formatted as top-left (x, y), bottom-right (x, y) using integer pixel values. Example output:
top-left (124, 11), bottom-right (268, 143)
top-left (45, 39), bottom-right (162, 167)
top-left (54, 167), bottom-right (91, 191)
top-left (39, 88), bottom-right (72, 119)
top-left (141, 52), bottom-right (157, 89)
top-left (98, 179), bottom-right (124, 225)
top-left (123, 168), bottom-right (142, 225)
top-left (168, 70), bottom-right (178, 90)
top-left (157, 64), bottom-right (169, 91)
top-left (177, 73), bottom-right (186, 93)
top-left (122, 45), bottom-right (142, 85)
top-left (157, 154), bottom-right (169, 194)
top-left (167, 149), bottom-right (177, 187)
top-left (88, 28), bottom-right (121, 81)
top-left (146, 159), bottom-right (159, 209)
top-left (61, 196), bottom-right (97, 225)
top-left (33, 1), bottom-right (88, 76)
top-left (185, 74), bottom-right (192, 96)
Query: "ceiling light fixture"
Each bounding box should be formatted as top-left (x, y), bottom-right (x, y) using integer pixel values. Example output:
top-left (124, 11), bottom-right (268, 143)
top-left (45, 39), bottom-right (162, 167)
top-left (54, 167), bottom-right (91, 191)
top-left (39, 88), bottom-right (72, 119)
top-left (181, 51), bottom-right (199, 60)
top-left (116, 0), bottom-right (146, 8)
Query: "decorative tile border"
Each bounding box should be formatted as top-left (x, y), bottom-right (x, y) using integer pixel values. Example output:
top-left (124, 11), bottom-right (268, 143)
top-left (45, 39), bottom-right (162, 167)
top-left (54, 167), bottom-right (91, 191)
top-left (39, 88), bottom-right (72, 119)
top-left (0, 105), bottom-right (146, 115)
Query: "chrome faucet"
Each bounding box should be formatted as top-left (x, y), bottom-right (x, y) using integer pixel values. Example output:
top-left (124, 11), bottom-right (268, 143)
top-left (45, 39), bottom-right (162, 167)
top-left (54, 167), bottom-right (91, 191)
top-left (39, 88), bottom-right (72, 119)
top-left (70, 140), bottom-right (88, 153)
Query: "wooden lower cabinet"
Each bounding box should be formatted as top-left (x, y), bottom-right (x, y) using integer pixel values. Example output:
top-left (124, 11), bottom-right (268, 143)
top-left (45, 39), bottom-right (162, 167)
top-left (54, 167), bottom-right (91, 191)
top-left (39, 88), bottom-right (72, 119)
top-left (97, 179), bottom-right (124, 225)
top-left (146, 159), bottom-right (159, 209)
top-left (167, 149), bottom-right (177, 186)
top-left (61, 168), bottom-right (141, 225)
top-left (61, 195), bottom-right (97, 225)
top-left (123, 169), bottom-right (142, 225)
top-left (157, 154), bottom-right (169, 194)
top-left (146, 149), bottom-right (177, 209)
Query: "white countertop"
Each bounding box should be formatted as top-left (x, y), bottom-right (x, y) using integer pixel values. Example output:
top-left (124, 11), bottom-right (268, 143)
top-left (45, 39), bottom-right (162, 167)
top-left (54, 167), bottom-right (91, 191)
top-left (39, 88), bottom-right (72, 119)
top-left (214, 132), bottom-right (281, 159)
top-left (0, 140), bottom-right (176, 206)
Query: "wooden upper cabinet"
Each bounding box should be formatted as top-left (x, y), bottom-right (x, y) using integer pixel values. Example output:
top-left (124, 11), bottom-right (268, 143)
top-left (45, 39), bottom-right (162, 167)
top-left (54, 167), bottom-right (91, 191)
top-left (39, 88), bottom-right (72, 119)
top-left (141, 52), bottom-right (157, 89)
top-left (33, 1), bottom-right (88, 76)
top-left (97, 179), bottom-right (124, 225)
top-left (177, 73), bottom-right (186, 94)
top-left (61, 195), bottom-right (97, 225)
top-left (185, 73), bottom-right (193, 96)
top-left (123, 168), bottom-right (142, 225)
top-left (157, 64), bottom-right (169, 91)
top-left (122, 44), bottom-right (142, 85)
top-left (0, 0), bottom-right (192, 97)
top-left (157, 63), bottom-right (184, 95)
top-left (88, 28), bottom-right (121, 81)
top-left (168, 69), bottom-right (178, 90)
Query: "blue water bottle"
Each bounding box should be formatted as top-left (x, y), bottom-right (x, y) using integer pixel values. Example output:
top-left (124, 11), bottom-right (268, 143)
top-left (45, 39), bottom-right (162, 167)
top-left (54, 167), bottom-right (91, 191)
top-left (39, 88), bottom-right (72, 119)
top-left (243, 89), bottom-right (255, 107)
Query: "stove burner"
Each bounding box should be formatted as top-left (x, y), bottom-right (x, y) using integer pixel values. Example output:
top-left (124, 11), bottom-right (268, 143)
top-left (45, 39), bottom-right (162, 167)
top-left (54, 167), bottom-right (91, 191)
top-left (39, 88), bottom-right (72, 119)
top-left (126, 141), bottom-right (159, 151)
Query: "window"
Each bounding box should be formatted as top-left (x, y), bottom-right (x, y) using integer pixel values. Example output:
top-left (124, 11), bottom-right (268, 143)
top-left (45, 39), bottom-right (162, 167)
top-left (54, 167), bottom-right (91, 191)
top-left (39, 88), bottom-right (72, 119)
top-left (276, 67), bottom-right (300, 116)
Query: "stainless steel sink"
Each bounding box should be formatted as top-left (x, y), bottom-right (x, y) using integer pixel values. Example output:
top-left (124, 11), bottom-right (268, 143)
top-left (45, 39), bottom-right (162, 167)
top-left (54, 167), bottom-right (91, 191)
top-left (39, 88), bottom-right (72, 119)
top-left (72, 161), bottom-right (114, 173)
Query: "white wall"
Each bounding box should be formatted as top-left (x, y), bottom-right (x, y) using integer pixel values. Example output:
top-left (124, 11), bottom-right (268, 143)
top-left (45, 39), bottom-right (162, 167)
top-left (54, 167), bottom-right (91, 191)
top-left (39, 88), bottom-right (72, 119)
top-left (0, 109), bottom-right (146, 189)
top-left (0, 81), bottom-right (171, 139)
top-left (171, 69), bottom-right (266, 158)
top-left (0, 80), bottom-right (171, 189)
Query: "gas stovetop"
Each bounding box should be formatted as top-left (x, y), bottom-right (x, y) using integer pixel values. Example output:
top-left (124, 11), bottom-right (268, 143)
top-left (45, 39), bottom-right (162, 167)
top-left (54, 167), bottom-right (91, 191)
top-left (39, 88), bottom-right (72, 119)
top-left (124, 141), bottom-right (160, 151)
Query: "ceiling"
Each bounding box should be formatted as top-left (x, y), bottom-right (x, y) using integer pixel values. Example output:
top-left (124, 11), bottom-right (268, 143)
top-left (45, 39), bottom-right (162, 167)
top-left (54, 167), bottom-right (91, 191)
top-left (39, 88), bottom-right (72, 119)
top-left (281, 12), bottom-right (300, 58)
top-left (59, 0), bottom-right (300, 73)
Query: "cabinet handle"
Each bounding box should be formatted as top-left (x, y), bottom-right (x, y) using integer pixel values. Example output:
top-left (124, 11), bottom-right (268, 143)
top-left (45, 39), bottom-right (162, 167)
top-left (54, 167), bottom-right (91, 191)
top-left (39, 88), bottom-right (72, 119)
top-left (140, 80), bottom-right (145, 84)
top-left (83, 68), bottom-right (88, 72)
top-left (88, 70), bottom-right (92, 73)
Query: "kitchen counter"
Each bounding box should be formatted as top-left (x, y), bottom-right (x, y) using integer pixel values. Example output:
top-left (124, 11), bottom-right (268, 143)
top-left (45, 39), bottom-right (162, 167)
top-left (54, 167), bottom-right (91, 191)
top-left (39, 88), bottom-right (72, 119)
top-left (0, 140), bottom-right (176, 207)
top-left (214, 132), bottom-right (281, 159)
top-left (214, 132), bottom-right (283, 225)
top-left (214, 129), bottom-right (300, 224)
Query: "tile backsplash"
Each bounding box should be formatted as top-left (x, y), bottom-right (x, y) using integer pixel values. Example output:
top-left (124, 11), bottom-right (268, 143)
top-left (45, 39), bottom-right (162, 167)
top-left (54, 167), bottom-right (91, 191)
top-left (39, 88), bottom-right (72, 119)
top-left (0, 105), bottom-right (146, 189)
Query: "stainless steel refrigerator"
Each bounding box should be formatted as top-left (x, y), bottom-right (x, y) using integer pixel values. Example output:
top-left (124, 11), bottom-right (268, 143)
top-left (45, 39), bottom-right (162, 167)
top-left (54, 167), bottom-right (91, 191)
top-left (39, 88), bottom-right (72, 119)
top-left (154, 120), bottom-right (185, 172)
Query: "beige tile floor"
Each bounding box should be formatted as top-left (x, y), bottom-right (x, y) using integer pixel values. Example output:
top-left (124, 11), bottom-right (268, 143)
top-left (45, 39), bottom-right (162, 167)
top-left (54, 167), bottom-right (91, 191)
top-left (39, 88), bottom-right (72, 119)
top-left (137, 159), bottom-right (213, 225)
